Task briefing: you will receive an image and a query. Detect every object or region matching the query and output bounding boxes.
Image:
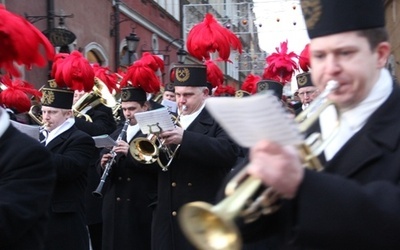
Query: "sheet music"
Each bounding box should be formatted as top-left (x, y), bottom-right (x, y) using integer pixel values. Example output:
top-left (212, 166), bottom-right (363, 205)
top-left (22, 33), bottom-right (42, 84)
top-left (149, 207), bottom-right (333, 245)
top-left (11, 120), bottom-right (40, 141)
top-left (205, 91), bottom-right (304, 148)
top-left (161, 99), bottom-right (178, 113)
top-left (92, 134), bottom-right (118, 148)
top-left (134, 107), bottom-right (175, 134)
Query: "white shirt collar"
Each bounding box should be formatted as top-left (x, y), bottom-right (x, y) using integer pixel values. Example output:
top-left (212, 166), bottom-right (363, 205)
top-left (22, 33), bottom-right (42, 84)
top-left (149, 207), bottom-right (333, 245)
top-left (179, 103), bottom-right (205, 130)
top-left (126, 124), bottom-right (140, 143)
top-left (321, 68), bottom-right (392, 160)
top-left (45, 117), bottom-right (75, 146)
top-left (0, 107), bottom-right (11, 138)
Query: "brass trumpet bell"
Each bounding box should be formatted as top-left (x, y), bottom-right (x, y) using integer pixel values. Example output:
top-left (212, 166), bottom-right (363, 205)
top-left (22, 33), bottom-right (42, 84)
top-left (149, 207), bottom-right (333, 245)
top-left (129, 134), bottom-right (160, 164)
top-left (129, 114), bottom-right (182, 171)
top-left (28, 104), bottom-right (44, 126)
top-left (178, 81), bottom-right (340, 250)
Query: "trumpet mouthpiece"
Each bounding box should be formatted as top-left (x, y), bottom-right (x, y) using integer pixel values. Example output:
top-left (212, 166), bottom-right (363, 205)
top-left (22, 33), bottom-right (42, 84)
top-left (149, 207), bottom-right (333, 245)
top-left (326, 80), bottom-right (339, 91)
top-left (182, 105), bottom-right (188, 111)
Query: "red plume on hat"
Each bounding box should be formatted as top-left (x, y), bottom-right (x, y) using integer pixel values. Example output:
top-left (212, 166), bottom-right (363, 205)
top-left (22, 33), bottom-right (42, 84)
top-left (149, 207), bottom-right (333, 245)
top-left (0, 75), bottom-right (41, 113)
top-left (51, 51), bottom-right (95, 92)
top-left (241, 74), bottom-right (261, 95)
top-left (0, 4), bottom-right (55, 77)
top-left (214, 85), bottom-right (236, 97)
top-left (262, 40), bottom-right (298, 84)
top-left (298, 43), bottom-right (310, 72)
top-left (205, 60), bottom-right (224, 89)
top-left (186, 13), bottom-right (242, 62)
top-left (119, 55), bottom-right (162, 94)
top-left (92, 63), bottom-right (119, 93)
top-left (140, 52), bottom-right (165, 75)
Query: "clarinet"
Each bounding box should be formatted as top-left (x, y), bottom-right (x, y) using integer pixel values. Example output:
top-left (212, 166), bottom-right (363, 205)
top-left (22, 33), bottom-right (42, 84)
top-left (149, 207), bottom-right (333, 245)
top-left (92, 119), bottom-right (130, 198)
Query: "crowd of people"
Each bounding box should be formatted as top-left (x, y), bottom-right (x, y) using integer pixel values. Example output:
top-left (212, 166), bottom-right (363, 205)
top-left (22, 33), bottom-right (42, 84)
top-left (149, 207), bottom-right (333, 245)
top-left (1, 0), bottom-right (400, 249)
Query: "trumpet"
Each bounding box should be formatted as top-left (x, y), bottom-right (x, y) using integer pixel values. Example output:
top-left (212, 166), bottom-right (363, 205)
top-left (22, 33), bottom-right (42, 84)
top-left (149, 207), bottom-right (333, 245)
top-left (178, 81), bottom-right (340, 250)
top-left (92, 119), bottom-right (130, 198)
top-left (129, 105), bottom-right (186, 171)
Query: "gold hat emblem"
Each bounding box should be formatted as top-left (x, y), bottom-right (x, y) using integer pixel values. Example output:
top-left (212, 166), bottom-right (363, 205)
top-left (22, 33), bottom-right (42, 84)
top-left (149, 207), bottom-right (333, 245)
top-left (301, 0), bottom-right (322, 30)
top-left (297, 75), bottom-right (308, 86)
top-left (48, 79), bottom-right (58, 88)
top-left (175, 68), bottom-right (190, 83)
top-left (257, 82), bottom-right (268, 92)
top-left (235, 90), bottom-right (250, 98)
top-left (121, 89), bottom-right (131, 101)
top-left (41, 90), bottom-right (55, 105)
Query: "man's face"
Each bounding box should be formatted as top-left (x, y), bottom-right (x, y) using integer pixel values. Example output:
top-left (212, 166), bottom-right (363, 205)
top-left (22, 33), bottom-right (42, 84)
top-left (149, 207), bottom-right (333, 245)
top-left (121, 101), bottom-right (148, 125)
top-left (174, 86), bottom-right (208, 115)
top-left (73, 90), bottom-right (85, 105)
top-left (297, 86), bottom-right (319, 106)
top-left (41, 107), bottom-right (71, 131)
top-left (310, 31), bottom-right (389, 109)
top-left (163, 91), bottom-right (176, 102)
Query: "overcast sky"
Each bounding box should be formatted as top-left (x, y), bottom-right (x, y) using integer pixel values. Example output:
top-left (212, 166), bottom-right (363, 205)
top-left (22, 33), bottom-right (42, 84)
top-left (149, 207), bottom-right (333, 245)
top-left (252, 0), bottom-right (310, 93)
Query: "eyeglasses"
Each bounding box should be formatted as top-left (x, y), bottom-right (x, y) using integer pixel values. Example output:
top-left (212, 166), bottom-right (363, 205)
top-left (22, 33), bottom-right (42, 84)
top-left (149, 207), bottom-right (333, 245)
top-left (297, 90), bottom-right (317, 97)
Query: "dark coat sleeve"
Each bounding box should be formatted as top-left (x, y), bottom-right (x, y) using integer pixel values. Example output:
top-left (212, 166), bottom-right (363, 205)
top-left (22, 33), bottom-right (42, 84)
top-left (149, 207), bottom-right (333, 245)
top-left (50, 129), bottom-right (95, 182)
top-left (74, 105), bottom-right (116, 136)
top-left (0, 125), bottom-right (55, 249)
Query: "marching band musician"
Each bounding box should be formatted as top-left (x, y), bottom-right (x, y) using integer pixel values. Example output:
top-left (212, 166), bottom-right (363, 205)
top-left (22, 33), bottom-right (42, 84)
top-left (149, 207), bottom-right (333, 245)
top-left (40, 51), bottom-right (96, 250)
top-left (0, 108), bottom-right (56, 250)
top-left (151, 64), bottom-right (241, 249)
top-left (225, 0), bottom-right (400, 249)
top-left (162, 82), bottom-right (176, 102)
top-left (73, 87), bottom-right (116, 250)
top-left (98, 60), bottom-right (161, 250)
top-left (294, 72), bottom-right (319, 116)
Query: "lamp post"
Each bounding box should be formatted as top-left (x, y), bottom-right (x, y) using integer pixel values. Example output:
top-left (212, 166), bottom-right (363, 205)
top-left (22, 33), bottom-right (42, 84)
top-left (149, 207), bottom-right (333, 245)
top-left (177, 48), bottom-right (188, 64)
top-left (126, 31), bottom-right (140, 65)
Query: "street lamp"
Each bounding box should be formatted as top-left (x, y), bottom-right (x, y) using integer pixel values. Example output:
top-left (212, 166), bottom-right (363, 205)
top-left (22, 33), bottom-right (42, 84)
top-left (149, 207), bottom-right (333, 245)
top-left (177, 48), bottom-right (188, 64)
top-left (126, 31), bottom-right (140, 65)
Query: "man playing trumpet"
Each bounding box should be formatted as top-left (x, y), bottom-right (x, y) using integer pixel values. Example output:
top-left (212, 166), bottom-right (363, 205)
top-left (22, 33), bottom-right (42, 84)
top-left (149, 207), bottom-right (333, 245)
top-left (237, 0), bottom-right (400, 249)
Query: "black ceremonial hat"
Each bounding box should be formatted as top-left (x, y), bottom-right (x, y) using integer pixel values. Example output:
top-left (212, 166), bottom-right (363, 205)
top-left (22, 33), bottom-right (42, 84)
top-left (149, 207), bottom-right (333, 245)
top-left (296, 72), bottom-right (313, 89)
top-left (300, 0), bottom-right (385, 39)
top-left (173, 64), bottom-right (207, 87)
top-left (164, 82), bottom-right (175, 93)
top-left (121, 86), bottom-right (147, 102)
top-left (256, 80), bottom-right (283, 99)
top-left (41, 80), bottom-right (74, 109)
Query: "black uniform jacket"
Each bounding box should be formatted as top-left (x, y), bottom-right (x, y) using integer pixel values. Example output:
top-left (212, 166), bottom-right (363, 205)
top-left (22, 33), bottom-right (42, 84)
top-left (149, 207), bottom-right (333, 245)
top-left (228, 83), bottom-right (400, 250)
top-left (100, 127), bottom-right (158, 250)
top-left (151, 108), bottom-right (241, 250)
top-left (0, 125), bottom-right (55, 250)
top-left (44, 126), bottom-right (95, 250)
top-left (75, 105), bottom-right (116, 225)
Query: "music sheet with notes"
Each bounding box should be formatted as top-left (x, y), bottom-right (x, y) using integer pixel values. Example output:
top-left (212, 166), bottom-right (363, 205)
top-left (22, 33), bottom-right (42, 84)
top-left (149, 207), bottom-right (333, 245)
top-left (205, 91), bottom-right (304, 148)
top-left (134, 107), bottom-right (176, 134)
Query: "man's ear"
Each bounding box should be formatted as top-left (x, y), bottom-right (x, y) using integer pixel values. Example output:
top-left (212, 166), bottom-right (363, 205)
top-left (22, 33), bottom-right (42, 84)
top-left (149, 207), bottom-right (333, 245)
top-left (376, 41), bottom-right (391, 69)
top-left (203, 87), bottom-right (210, 96)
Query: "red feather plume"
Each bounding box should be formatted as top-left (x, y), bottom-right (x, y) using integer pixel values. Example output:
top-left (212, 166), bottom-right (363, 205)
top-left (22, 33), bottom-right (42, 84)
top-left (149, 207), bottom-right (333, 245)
top-left (186, 13), bottom-right (242, 62)
top-left (299, 43), bottom-right (310, 72)
top-left (140, 52), bottom-right (165, 75)
top-left (214, 85), bottom-right (236, 97)
top-left (0, 4), bottom-right (55, 77)
top-left (262, 40), bottom-right (298, 84)
top-left (0, 75), bottom-right (41, 113)
top-left (92, 63), bottom-right (119, 93)
top-left (205, 60), bottom-right (224, 89)
top-left (119, 60), bottom-right (161, 94)
top-left (51, 51), bottom-right (95, 92)
top-left (241, 74), bottom-right (261, 95)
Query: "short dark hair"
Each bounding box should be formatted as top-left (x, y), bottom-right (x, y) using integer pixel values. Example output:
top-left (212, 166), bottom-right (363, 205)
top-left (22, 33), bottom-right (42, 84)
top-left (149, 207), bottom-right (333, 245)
top-left (356, 27), bottom-right (388, 50)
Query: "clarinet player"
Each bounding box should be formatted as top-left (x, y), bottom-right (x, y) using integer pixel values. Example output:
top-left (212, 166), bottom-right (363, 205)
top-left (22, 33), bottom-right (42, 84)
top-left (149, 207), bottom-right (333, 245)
top-left (98, 85), bottom-right (159, 250)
